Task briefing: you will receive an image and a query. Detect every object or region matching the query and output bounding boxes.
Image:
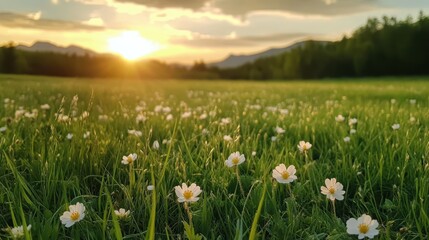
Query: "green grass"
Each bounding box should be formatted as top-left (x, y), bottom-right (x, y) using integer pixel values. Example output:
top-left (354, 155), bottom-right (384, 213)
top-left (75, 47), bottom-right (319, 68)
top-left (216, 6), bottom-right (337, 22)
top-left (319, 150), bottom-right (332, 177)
top-left (0, 74), bottom-right (428, 239)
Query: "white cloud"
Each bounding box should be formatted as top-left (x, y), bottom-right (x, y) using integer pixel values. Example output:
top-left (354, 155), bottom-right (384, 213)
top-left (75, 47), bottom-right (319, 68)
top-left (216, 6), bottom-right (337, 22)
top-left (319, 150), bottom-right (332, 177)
top-left (149, 8), bottom-right (247, 26)
top-left (324, 0), bottom-right (338, 5)
top-left (171, 31), bottom-right (310, 48)
top-left (72, 0), bottom-right (148, 15)
top-left (72, 0), bottom-right (107, 4)
top-left (111, 0), bottom-right (377, 16)
top-left (82, 17), bottom-right (104, 26)
top-left (27, 11), bottom-right (42, 20)
top-left (0, 12), bottom-right (103, 31)
top-left (108, 0), bottom-right (148, 15)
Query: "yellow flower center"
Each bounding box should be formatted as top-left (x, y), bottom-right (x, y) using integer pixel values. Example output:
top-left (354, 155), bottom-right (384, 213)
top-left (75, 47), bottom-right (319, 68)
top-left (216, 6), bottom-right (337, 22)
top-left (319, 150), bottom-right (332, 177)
top-left (281, 171), bottom-right (290, 179)
top-left (127, 156), bottom-right (134, 163)
top-left (232, 157), bottom-right (240, 165)
top-left (70, 212), bottom-right (80, 221)
top-left (329, 187), bottom-right (336, 194)
top-left (358, 224), bottom-right (369, 234)
top-left (183, 190), bottom-right (193, 200)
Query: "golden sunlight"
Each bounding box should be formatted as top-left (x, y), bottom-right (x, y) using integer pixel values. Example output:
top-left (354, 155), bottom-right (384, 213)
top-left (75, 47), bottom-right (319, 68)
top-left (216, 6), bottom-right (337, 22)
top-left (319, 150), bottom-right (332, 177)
top-left (107, 31), bottom-right (160, 60)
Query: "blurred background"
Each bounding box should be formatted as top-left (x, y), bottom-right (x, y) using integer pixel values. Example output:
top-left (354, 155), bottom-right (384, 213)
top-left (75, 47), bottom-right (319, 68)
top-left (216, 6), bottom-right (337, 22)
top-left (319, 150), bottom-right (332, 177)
top-left (1, 0), bottom-right (428, 80)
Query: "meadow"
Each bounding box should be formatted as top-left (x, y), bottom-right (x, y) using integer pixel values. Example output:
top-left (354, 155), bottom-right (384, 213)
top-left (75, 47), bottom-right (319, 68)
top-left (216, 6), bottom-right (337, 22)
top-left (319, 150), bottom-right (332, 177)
top-left (0, 74), bottom-right (428, 239)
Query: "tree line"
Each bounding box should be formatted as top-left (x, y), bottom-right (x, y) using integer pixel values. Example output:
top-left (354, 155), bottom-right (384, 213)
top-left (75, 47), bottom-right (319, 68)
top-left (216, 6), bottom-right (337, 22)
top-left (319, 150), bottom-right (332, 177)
top-left (0, 43), bottom-right (217, 79)
top-left (218, 12), bottom-right (429, 80)
top-left (1, 13), bottom-right (429, 80)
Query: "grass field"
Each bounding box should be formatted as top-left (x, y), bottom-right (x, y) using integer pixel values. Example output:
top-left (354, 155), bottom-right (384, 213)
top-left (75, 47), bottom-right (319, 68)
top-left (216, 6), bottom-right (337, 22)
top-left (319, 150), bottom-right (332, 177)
top-left (0, 74), bottom-right (428, 239)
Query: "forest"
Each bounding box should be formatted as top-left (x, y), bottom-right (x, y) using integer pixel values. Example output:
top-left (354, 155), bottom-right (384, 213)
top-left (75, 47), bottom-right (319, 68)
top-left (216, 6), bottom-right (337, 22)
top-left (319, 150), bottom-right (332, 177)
top-left (1, 13), bottom-right (429, 80)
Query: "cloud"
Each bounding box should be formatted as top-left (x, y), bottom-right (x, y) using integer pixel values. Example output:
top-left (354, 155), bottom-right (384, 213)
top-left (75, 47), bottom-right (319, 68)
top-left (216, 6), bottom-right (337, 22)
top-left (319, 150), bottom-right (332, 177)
top-left (73, 0), bottom-right (107, 4)
top-left (82, 17), bottom-right (105, 26)
top-left (149, 8), bottom-right (246, 26)
top-left (214, 0), bottom-right (376, 16)
top-left (240, 33), bottom-right (310, 42)
top-left (0, 12), bottom-right (104, 31)
top-left (27, 11), bottom-right (42, 21)
top-left (171, 32), bottom-right (310, 48)
top-left (113, 0), bottom-right (377, 16)
top-left (115, 0), bottom-right (208, 10)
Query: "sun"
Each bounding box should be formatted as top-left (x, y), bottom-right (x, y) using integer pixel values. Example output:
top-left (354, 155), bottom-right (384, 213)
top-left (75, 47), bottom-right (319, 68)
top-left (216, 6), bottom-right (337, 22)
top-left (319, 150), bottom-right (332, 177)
top-left (108, 31), bottom-right (160, 60)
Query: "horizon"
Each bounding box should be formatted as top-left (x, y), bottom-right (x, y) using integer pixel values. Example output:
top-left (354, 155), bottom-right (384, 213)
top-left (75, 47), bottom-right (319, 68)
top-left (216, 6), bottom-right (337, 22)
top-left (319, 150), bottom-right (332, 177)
top-left (1, 0), bottom-right (428, 64)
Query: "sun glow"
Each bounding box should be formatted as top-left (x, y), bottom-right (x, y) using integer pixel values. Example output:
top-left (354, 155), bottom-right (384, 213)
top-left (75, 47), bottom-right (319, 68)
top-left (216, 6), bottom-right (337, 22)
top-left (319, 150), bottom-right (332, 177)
top-left (108, 31), bottom-right (160, 60)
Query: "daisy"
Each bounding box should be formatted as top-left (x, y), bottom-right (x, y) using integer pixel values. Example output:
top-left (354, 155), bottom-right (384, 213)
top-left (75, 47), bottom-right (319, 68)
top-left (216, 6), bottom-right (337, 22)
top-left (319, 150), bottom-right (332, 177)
top-left (275, 126), bottom-right (285, 134)
top-left (81, 111), bottom-right (89, 119)
top-left (181, 112), bottom-right (192, 118)
top-left (174, 183), bottom-right (202, 203)
top-left (223, 135), bottom-right (233, 142)
top-left (225, 151), bottom-right (245, 167)
top-left (114, 208), bottom-right (130, 219)
top-left (335, 114), bottom-right (345, 122)
top-left (162, 107), bottom-right (171, 113)
top-left (202, 129), bottom-right (209, 135)
top-left (135, 105), bottom-right (144, 112)
top-left (60, 202), bottom-right (85, 228)
top-left (391, 124), bottom-right (400, 130)
top-left (83, 131), bottom-right (90, 139)
top-left (346, 214), bottom-right (379, 239)
top-left (297, 141), bottom-right (312, 153)
top-left (128, 129), bottom-right (142, 137)
top-left (9, 225), bottom-right (31, 238)
top-left (121, 153), bottom-right (137, 165)
top-left (66, 133), bottom-right (73, 140)
top-left (272, 164), bottom-right (297, 184)
top-left (344, 136), bottom-right (351, 142)
top-left (40, 104), bottom-right (50, 110)
top-left (349, 118), bottom-right (358, 126)
top-left (279, 109), bottom-right (289, 115)
top-left (199, 113), bottom-right (207, 120)
top-left (321, 178), bottom-right (345, 201)
top-left (220, 118), bottom-right (231, 125)
top-left (136, 114), bottom-right (146, 123)
top-left (152, 140), bottom-right (160, 150)
top-left (98, 115), bottom-right (109, 121)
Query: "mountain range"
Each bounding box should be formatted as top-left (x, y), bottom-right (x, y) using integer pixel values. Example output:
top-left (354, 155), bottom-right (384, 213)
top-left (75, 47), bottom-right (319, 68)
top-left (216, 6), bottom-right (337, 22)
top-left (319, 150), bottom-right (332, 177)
top-left (209, 41), bottom-right (314, 68)
top-left (17, 41), bottom-right (97, 56)
top-left (15, 40), bottom-right (328, 68)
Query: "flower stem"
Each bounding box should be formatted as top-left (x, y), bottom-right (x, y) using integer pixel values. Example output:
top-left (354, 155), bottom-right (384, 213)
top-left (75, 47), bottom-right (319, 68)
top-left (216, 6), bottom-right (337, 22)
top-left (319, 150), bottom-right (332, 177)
top-left (235, 166), bottom-right (245, 197)
top-left (129, 164), bottom-right (135, 191)
top-left (303, 151), bottom-right (309, 164)
top-left (184, 202), bottom-right (193, 227)
top-left (331, 200), bottom-right (336, 217)
top-left (287, 183), bottom-right (294, 199)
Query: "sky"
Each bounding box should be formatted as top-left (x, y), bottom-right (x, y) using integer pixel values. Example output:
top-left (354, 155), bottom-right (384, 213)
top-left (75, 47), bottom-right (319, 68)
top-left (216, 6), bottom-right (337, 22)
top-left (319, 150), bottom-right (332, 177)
top-left (1, 0), bottom-right (428, 63)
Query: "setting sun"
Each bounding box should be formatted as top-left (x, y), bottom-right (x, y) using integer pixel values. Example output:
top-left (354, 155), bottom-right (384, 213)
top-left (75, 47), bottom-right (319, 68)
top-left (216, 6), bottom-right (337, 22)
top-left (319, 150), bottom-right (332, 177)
top-left (108, 31), bottom-right (160, 60)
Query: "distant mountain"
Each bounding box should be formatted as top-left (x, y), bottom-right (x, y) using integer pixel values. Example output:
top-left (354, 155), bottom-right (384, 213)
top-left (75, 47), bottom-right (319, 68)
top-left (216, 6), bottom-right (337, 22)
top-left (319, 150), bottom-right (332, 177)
top-left (211, 40), bottom-right (329, 69)
top-left (17, 41), bottom-right (97, 56)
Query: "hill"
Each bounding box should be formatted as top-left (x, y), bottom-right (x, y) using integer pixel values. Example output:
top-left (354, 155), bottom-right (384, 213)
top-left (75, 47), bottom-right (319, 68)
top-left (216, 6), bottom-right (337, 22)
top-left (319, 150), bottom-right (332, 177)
top-left (17, 41), bottom-right (97, 56)
top-left (210, 41), bottom-right (328, 68)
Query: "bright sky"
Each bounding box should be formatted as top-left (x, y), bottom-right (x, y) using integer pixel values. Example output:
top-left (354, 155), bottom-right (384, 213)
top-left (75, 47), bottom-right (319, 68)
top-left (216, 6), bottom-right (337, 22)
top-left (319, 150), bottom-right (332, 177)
top-left (1, 0), bottom-right (428, 63)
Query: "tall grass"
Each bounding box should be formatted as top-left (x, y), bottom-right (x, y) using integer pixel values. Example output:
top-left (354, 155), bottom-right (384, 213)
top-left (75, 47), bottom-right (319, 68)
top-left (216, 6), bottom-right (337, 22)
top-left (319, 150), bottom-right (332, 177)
top-left (0, 75), bottom-right (428, 239)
